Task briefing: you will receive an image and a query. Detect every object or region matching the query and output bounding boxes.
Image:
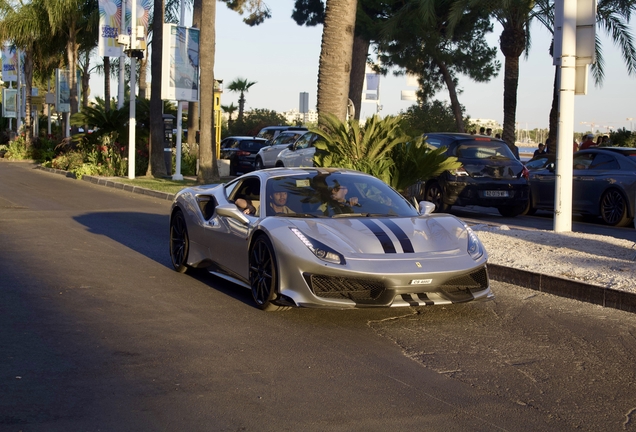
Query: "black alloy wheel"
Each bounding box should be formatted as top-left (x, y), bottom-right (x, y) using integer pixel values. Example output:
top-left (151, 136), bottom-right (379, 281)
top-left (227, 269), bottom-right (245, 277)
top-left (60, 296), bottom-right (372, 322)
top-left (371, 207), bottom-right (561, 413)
top-left (600, 189), bottom-right (631, 227)
top-left (249, 236), bottom-right (288, 311)
top-left (170, 210), bottom-right (190, 273)
top-left (254, 157), bottom-right (264, 170)
top-left (425, 182), bottom-right (450, 213)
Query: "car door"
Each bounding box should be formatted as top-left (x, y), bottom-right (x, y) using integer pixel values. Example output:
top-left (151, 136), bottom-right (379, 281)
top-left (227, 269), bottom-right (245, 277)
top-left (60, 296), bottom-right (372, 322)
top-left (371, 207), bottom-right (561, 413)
top-left (295, 133), bottom-right (319, 167)
top-left (282, 133), bottom-right (313, 167)
top-left (529, 166), bottom-right (556, 209)
top-left (206, 177), bottom-right (261, 280)
top-left (573, 152), bottom-right (620, 214)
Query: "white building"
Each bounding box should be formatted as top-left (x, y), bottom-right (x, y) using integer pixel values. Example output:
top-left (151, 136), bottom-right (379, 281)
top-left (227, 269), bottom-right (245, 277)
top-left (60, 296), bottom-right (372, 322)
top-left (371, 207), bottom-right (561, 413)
top-left (281, 108), bottom-right (318, 125)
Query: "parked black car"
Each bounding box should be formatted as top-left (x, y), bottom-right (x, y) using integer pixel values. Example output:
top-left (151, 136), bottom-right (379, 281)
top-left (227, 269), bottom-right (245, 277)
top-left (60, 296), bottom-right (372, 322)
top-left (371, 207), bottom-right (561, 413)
top-left (409, 133), bottom-right (530, 217)
top-left (219, 136), bottom-right (268, 175)
top-left (526, 147), bottom-right (636, 226)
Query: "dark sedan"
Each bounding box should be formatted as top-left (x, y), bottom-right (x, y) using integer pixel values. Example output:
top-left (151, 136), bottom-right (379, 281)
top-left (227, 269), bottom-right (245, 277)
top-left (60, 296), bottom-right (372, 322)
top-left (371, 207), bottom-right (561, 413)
top-left (220, 136), bottom-right (268, 176)
top-left (408, 133), bottom-right (529, 217)
top-left (526, 147), bottom-right (636, 226)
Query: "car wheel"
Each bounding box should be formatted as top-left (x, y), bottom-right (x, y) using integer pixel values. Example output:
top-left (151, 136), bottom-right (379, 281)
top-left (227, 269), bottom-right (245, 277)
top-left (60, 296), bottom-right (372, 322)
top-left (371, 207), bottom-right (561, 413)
top-left (249, 236), bottom-right (289, 311)
top-left (170, 210), bottom-right (190, 273)
top-left (498, 203), bottom-right (526, 218)
top-left (255, 157), bottom-right (264, 170)
top-left (275, 161), bottom-right (284, 168)
top-left (424, 182), bottom-right (450, 213)
top-left (600, 189), bottom-right (632, 227)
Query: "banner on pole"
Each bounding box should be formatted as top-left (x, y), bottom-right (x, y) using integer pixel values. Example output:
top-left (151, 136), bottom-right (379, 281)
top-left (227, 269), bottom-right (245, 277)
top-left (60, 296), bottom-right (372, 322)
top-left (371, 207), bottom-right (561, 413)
top-left (55, 69), bottom-right (71, 113)
top-left (98, 0), bottom-right (123, 57)
top-left (2, 88), bottom-right (17, 118)
top-left (161, 24), bottom-right (200, 102)
top-left (1, 46), bottom-right (18, 82)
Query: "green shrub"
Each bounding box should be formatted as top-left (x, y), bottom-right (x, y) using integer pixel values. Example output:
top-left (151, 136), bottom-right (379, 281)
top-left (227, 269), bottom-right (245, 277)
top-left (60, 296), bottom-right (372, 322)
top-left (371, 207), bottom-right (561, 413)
top-left (5, 137), bottom-right (33, 160)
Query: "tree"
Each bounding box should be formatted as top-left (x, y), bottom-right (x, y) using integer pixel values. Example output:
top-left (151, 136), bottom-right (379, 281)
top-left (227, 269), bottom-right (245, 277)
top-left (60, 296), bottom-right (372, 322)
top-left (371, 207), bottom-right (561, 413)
top-left (227, 78), bottom-right (257, 123)
top-left (533, 0), bottom-right (636, 153)
top-left (0, 0), bottom-right (54, 148)
top-left (221, 103), bottom-right (239, 125)
top-left (187, 0), bottom-right (203, 148)
top-left (198, 0), bottom-right (220, 183)
top-left (378, 1), bottom-right (499, 132)
top-left (44, 0), bottom-right (98, 117)
top-left (402, 100), bottom-right (469, 135)
top-left (147, 0), bottom-right (168, 177)
top-left (316, 0), bottom-right (359, 122)
top-left (449, 0), bottom-right (535, 153)
top-left (312, 113), bottom-right (460, 193)
top-left (228, 108), bottom-right (289, 136)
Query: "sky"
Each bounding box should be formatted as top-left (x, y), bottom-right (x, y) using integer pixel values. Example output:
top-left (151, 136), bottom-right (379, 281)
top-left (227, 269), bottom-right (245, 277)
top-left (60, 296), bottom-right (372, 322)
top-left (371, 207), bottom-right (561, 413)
top-left (92, 0), bottom-right (636, 134)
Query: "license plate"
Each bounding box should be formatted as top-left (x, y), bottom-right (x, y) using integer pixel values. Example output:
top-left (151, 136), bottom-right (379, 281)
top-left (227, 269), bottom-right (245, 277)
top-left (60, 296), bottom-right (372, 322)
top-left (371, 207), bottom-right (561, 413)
top-left (484, 190), bottom-right (509, 197)
top-left (410, 279), bottom-right (433, 285)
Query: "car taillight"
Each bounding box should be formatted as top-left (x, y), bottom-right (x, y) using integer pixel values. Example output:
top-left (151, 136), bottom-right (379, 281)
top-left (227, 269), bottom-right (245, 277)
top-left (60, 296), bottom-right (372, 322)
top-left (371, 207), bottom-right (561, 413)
top-left (521, 165), bottom-right (529, 179)
top-left (450, 166), bottom-right (470, 177)
top-left (237, 150), bottom-right (251, 156)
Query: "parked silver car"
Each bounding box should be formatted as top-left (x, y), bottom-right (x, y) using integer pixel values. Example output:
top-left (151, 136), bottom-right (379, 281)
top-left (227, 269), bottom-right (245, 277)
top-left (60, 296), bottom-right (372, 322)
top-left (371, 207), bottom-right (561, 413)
top-left (275, 132), bottom-right (323, 167)
top-left (255, 130), bottom-right (308, 170)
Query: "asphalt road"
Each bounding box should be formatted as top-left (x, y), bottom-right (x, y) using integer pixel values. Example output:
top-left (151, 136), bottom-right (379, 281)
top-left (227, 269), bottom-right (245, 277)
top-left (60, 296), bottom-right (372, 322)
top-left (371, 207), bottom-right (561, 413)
top-left (1, 162), bottom-right (636, 431)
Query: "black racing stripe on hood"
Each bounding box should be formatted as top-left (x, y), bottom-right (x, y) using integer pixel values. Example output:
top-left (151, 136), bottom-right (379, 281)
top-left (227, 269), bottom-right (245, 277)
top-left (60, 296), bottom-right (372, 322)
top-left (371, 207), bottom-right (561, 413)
top-left (358, 219), bottom-right (396, 253)
top-left (380, 220), bottom-right (414, 253)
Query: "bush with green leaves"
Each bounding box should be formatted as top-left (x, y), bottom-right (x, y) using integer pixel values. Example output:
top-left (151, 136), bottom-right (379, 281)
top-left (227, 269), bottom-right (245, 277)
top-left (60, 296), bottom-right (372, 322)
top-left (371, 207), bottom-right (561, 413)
top-left (4, 137), bottom-right (34, 160)
top-left (609, 128), bottom-right (636, 148)
top-left (312, 113), bottom-right (460, 194)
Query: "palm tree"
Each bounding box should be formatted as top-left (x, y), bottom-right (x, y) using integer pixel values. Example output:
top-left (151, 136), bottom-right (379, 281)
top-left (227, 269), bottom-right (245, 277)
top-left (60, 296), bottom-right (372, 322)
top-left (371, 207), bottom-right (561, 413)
top-left (44, 0), bottom-right (98, 116)
top-left (0, 0), bottom-right (53, 148)
top-left (198, 0), bottom-right (220, 183)
top-left (147, 0), bottom-right (168, 177)
top-left (227, 78), bottom-right (257, 123)
top-left (450, 0), bottom-right (535, 153)
top-left (533, 0), bottom-right (636, 152)
top-left (221, 103), bottom-right (238, 125)
top-left (316, 0), bottom-right (358, 123)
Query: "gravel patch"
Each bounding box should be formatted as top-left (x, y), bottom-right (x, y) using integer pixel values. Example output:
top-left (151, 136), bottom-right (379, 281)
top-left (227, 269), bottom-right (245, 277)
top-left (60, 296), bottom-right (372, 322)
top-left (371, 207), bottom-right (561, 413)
top-left (472, 224), bottom-right (636, 293)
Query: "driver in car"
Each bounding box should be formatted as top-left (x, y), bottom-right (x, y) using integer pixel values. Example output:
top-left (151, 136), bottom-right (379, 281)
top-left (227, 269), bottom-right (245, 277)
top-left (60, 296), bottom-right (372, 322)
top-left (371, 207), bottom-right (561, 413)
top-left (269, 185), bottom-right (294, 214)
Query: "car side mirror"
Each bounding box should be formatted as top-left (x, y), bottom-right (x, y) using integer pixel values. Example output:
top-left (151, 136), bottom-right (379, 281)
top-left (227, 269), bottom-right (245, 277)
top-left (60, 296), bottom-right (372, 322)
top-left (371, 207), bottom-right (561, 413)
top-left (216, 204), bottom-right (250, 225)
top-left (418, 201), bottom-right (436, 215)
top-left (547, 162), bottom-right (556, 172)
top-left (288, 144), bottom-right (294, 151)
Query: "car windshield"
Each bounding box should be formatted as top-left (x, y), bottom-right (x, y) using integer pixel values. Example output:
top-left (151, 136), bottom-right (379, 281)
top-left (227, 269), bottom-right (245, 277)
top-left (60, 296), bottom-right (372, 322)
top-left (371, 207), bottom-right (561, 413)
top-left (264, 172), bottom-right (419, 218)
top-left (455, 141), bottom-right (516, 160)
top-left (239, 140), bottom-right (266, 151)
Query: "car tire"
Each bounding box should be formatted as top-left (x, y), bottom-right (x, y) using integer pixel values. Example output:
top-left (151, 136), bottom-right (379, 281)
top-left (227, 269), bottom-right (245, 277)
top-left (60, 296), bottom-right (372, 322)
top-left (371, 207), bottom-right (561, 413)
top-left (600, 189), bottom-right (632, 227)
top-left (275, 161), bottom-right (284, 168)
top-left (425, 182), bottom-right (450, 213)
top-left (249, 236), bottom-right (290, 311)
top-left (170, 209), bottom-right (190, 273)
top-left (255, 157), bottom-right (264, 170)
top-left (498, 203), bottom-right (526, 218)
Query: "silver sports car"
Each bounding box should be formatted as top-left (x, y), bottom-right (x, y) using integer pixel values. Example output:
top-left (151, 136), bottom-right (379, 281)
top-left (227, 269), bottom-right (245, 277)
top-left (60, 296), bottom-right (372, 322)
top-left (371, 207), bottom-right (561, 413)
top-left (169, 168), bottom-right (493, 310)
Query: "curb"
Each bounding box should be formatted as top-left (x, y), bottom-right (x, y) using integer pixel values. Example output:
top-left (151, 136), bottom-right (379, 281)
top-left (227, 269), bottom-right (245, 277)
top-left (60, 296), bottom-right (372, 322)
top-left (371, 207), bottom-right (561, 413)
top-left (33, 164), bottom-right (636, 314)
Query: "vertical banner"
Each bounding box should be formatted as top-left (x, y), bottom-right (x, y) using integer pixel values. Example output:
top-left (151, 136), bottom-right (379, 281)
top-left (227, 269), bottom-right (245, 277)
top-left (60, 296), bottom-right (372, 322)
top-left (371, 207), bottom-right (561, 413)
top-left (161, 24), bottom-right (200, 101)
top-left (2, 89), bottom-right (17, 118)
top-left (98, 0), bottom-right (123, 57)
top-left (1, 46), bottom-right (18, 82)
top-left (55, 69), bottom-right (71, 113)
top-left (128, 0), bottom-right (151, 45)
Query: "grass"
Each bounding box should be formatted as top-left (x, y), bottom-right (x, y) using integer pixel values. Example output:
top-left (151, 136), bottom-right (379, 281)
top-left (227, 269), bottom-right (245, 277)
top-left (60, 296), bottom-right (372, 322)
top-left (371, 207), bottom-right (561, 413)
top-left (115, 177), bottom-right (213, 194)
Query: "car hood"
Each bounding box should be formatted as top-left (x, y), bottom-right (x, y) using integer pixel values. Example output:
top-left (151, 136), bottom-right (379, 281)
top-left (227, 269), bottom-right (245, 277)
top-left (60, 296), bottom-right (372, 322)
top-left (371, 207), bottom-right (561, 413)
top-left (462, 160), bottom-right (523, 179)
top-left (286, 215), bottom-right (471, 257)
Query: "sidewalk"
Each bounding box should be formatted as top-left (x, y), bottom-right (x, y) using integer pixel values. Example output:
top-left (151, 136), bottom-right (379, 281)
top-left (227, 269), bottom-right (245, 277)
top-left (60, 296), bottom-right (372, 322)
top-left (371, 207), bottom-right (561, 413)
top-left (35, 164), bottom-right (636, 314)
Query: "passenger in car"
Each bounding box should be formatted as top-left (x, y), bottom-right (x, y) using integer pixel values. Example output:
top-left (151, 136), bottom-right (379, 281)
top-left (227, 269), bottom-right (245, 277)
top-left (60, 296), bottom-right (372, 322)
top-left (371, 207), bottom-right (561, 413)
top-left (235, 198), bottom-right (257, 215)
top-left (269, 186), bottom-right (294, 214)
top-left (321, 183), bottom-right (359, 215)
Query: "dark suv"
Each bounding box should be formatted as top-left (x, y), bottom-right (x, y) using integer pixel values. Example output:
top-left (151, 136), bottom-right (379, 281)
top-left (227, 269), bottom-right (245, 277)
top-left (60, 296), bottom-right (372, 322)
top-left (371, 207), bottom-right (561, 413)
top-left (220, 136), bottom-right (268, 176)
top-left (409, 133), bottom-right (529, 217)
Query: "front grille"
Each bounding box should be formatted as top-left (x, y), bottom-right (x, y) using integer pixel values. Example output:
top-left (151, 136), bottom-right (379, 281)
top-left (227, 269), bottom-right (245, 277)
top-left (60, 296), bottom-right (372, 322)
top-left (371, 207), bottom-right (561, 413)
top-left (307, 274), bottom-right (386, 301)
top-left (438, 267), bottom-right (489, 301)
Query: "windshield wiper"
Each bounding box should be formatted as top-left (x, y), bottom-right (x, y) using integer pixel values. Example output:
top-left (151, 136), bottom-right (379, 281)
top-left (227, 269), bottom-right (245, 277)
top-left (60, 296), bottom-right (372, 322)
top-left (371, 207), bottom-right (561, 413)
top-left (332, 213), bottom-right (370, 218)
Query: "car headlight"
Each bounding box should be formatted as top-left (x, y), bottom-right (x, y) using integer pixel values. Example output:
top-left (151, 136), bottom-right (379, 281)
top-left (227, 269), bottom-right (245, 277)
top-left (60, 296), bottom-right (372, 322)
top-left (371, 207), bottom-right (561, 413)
top-left (466, 226), bottom-right (484, 260)
top-left (290, 228), bottom-right (346, 265)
